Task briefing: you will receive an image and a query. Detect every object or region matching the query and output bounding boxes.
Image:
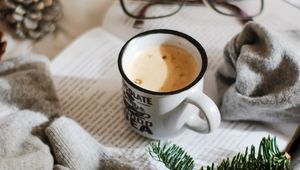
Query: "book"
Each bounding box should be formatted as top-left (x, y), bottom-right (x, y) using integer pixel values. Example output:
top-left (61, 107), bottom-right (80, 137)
top-left (50, 0), bottom-right (300, 169)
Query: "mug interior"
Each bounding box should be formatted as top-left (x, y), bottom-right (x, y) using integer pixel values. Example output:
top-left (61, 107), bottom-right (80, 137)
top-left (118, 29), bottom-right (207, 95)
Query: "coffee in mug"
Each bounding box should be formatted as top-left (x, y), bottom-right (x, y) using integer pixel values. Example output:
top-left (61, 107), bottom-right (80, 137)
top-left (118, 29), bottom-right (221, 139)
top-left (127, 44), bottom-right (200, 92)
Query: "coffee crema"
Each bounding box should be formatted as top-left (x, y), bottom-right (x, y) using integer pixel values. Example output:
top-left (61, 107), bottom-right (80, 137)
top-left (127, 44), bottom-right (200, 92)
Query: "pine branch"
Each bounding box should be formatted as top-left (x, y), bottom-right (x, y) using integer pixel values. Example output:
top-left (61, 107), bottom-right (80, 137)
top-left (147, 141), bottom-right (195, 170)
top-left (148, 136), bottom-right (291, 170)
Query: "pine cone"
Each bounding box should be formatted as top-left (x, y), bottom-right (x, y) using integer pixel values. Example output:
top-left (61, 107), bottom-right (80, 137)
top-left (0, 31), bottom-right (7, 60)
top-left (0, 0), bottom-right (63, 40)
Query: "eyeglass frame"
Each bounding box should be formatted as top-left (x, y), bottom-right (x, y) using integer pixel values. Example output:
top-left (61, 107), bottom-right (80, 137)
top-left (120, 0), bottom-right (265, 20)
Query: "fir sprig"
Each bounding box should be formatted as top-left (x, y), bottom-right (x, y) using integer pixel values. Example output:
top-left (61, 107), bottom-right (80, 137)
top-left (148, 136), bottom-right (291, 170)
top-left (148, 141), bottom-right (195, 170)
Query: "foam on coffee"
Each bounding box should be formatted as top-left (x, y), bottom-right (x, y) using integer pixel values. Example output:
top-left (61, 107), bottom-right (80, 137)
top-left (127, 44), bottom-right (200, 92)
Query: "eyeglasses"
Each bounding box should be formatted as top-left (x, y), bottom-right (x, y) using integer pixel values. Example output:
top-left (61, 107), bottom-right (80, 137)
top-left (120, 0), bottom-right (264, 27)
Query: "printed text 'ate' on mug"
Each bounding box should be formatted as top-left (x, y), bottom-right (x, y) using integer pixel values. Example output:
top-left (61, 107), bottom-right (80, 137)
top-left (118, 29), bottom-right (221, 139)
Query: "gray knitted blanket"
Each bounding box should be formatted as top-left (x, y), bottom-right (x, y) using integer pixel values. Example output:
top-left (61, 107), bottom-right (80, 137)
top-left (0, 54), bottom-right (134, 170)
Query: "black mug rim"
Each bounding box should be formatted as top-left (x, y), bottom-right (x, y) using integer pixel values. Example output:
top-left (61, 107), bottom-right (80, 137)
top-left (118, 29), bottom-right (208, 96)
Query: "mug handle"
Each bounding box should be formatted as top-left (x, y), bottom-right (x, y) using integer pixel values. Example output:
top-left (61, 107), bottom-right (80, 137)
top-left (184, 91), bottom-right (221, 133)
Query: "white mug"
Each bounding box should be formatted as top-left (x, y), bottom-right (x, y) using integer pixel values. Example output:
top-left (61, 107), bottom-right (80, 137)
top-left (118, 29), bottom-right (221, 139)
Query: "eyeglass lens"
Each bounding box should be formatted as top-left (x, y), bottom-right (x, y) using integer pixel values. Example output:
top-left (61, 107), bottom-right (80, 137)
top-left (210, 0), bottom-right (263, 18)
top-left (122, 0), bottom-right (184, 19)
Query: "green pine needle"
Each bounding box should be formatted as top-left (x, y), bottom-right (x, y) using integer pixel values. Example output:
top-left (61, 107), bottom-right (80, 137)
top-left (148, 136), bottom-right (291, 170)
top-left (147, 141), bottom-right (195, 170)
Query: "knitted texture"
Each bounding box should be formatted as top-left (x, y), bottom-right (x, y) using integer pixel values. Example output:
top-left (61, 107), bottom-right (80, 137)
top-left (0, 54), bottom-right (61, 118)
top-left (0, 55), bottom-right (135, 170)
top-left (46, 117), bottom-right (134, 170)
top-left (219, 22), bottom-right (300, 123)
top-left (0, 55), bottom-right (56, 170)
